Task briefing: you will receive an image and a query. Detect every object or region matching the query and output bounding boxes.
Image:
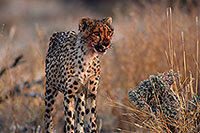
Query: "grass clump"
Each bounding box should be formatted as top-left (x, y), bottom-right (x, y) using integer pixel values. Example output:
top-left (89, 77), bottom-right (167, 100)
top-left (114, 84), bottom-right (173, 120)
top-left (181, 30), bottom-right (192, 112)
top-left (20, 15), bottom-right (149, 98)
top-left (128, 71), bottom-right (178, 117)
top-left (128, 70), bottom-right (200, 132)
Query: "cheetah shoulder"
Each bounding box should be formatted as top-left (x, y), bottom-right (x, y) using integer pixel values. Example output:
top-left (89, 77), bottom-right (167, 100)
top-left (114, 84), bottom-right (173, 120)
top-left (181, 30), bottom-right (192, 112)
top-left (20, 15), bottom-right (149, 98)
top-left (48, 31), bottom-right (77, 48)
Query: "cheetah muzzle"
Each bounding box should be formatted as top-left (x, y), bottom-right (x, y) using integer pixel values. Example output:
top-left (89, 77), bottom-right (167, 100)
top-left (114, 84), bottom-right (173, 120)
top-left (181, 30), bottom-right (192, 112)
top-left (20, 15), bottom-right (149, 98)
top-left (44, 17), bottom-right (114, 133)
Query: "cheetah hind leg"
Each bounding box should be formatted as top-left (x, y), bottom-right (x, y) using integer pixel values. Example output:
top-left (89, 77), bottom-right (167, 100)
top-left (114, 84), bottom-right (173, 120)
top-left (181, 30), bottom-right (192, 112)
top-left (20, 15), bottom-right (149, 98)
top-left (44, 85), bottom-right (58, 133)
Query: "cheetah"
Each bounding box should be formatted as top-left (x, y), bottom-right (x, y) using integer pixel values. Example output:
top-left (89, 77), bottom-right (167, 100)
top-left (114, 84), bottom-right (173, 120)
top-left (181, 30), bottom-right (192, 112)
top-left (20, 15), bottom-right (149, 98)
top-left (44, 17), bottom-right (114, 133)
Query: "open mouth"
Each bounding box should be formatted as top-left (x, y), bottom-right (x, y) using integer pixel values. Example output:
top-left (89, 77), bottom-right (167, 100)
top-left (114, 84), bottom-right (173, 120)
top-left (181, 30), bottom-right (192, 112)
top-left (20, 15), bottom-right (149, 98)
top-left (94, 45), bottom-right (106, 54)
top-left (87, 40), bottom-right (110, 55)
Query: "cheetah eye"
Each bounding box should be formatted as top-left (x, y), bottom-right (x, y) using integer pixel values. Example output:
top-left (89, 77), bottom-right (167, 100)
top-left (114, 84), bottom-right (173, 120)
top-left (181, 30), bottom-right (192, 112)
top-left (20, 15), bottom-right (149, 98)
top-left (93, 32), bottom-right (99, 36)
top-left (107, 31), bottom-right (112, 36)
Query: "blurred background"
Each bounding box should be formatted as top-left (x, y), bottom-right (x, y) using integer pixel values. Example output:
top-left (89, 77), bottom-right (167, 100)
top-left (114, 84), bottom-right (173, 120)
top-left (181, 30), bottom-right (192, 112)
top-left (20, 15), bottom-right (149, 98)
top-left (0, 0), bottom-right (200, 132)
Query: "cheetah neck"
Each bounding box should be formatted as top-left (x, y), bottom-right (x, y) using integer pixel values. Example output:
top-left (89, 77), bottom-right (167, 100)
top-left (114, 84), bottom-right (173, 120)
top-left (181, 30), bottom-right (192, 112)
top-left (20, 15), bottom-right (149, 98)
top-left (76, 34), bottom-right (98, 64)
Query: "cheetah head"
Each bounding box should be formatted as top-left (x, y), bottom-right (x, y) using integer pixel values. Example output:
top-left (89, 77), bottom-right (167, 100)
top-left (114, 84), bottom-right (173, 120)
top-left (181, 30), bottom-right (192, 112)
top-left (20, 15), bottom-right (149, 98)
top-left (79, 17), bottom-right (114, 55)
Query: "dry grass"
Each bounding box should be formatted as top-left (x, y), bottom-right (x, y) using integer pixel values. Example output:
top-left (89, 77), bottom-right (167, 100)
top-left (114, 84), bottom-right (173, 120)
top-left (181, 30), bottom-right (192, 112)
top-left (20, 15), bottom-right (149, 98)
top-left (107, 4), bottom-right (200, 133)
top-left (0, 1), bottom-right (200, 132)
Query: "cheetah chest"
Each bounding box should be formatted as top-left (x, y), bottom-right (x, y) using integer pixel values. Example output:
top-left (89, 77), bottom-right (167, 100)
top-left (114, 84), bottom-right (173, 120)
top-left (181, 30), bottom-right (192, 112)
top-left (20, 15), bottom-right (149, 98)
top-left (75, 59), bottom-right (95, 84)
top-left (61, 51), bottom-right (99, 87)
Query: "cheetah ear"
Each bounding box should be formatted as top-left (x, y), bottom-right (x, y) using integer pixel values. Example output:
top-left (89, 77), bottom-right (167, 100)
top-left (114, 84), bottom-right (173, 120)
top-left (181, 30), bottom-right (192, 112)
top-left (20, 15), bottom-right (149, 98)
top-left (79, 17), bottom-right (91, 32)
top-left (103, 17), bottom-right (112, 25)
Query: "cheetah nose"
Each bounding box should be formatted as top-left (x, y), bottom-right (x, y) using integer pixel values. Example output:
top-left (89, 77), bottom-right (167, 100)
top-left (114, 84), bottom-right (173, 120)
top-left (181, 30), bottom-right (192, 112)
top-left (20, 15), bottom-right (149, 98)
top-left (103, 42), bottom-right (110, 47)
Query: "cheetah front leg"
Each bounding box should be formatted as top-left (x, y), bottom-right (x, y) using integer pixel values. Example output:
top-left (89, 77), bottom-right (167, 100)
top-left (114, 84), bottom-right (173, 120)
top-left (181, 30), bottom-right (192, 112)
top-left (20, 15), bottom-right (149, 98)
top-left (85, 76), bottom-right (100, 133)
top-left (75, 90), bottom-right (85, 133)
top-left (63, 78), bottom-right (82, 133)
top-left (64, 92), bottom-right (75, 133)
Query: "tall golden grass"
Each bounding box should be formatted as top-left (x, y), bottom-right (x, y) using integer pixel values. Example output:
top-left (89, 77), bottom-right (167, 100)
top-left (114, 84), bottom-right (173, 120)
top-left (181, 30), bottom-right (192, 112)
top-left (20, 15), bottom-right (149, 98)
top-left (0, 2), bottom-right (200, 132)
top-left (108, 5), bottom-right (200, 132)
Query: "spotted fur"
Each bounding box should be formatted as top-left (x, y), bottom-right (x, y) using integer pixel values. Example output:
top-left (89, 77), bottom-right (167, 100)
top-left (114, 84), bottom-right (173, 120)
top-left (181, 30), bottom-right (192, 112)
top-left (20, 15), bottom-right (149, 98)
top-left (44, 17), bottom-right (114, 133)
